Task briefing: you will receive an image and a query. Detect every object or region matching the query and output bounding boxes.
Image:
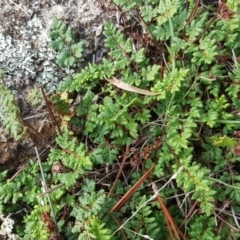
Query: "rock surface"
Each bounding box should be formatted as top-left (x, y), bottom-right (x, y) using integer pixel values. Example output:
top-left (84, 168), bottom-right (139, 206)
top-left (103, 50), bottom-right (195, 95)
top-left (0, 0), bottom-right (106, 91)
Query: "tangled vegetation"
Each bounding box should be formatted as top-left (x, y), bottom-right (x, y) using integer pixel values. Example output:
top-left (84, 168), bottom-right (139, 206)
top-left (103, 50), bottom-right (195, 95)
top-left (1, 0), bottom-right (240, 239)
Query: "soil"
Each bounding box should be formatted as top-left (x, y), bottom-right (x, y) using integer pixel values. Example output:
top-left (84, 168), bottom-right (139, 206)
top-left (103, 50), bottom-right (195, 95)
top-left (0, 0), bottom-right (114, 171)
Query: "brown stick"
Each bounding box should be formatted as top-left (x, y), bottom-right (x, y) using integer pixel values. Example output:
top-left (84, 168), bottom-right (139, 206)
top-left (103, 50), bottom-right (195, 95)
top-left (110, 163), bottom-right (155, 213)
top-left (40, 86), bottom-right (62, 135)
top-left (153, 183), bottom-right (184, 240)
top-left (108, 145), bottom-right (130, 197)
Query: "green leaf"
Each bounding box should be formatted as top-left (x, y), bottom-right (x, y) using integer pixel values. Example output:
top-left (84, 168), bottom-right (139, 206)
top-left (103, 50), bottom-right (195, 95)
top-left (133, 48), bottom-right (146, 64)
top-left (71, 42), bottom-right (85, 59)
top-left (210, 136), bottom-right (238, 147)
top-left (157, 0), bottom-right (180, 26)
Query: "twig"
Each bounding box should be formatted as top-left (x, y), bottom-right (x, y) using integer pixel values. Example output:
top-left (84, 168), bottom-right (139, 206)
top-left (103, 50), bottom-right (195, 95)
top-left (40, 86), bottom-right (62, 135)
top-left (111, 215), bottom-right (128, 240)
top-left (110, 164), bottom-right (156, 213)
top-left (179, 201), bottom-right (198, 230)
top-left (170, 181), bottom-right (185, 216)
top-left (215, 208), bottom-right (240, 219)
top-left (108, 145), bottom-right (129, 197)
top-left (10, 163), bottom-right (29, 181)
top-left (23, 112), bottom-right (48, 120)
top-left (214, 211), bottom-right (239, 232)
top-left (37, 183), bottom-right (65, 197)
top-left (152, 182), bottom-right (184, 240)
top-left (231, 205), bottom-right (240, 230)
top-left (232, 49), bottom-right (238, 69)
top-left (10, 140), bottom-right (54, 180)
top-left (186, 0), bottom-right (201, 25)
top-left (8, 0), bottom-right (30, 17)
top-left (215, 200), bottom-right (231, 220)
top-left (20, 115), bottom-right (53, 148)
top-left (35, 147), bottom-right (59, 234)
top-left (97, 169), bottom-right (119, 184)
top-left (122, 226), bottom-right (153, 240)
top-left (116, 157), bottom-right (128, 185)
top-left (195, 15), bottom-right (217, 43)
top-left (112, 167), bottom-right (183, 235)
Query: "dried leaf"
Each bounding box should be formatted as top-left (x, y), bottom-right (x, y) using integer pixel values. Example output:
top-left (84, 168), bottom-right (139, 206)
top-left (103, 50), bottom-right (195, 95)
top-left (105, 76), bottom-right (159, 96)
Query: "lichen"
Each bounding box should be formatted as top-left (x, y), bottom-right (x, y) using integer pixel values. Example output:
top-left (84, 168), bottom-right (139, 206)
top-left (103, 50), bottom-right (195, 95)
top-left (0, 0), bottom-right (103, 93)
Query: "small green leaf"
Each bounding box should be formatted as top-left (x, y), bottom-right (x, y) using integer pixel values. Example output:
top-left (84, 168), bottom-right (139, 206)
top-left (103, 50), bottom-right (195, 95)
top-left (210, 136), bottom-right (238, 147)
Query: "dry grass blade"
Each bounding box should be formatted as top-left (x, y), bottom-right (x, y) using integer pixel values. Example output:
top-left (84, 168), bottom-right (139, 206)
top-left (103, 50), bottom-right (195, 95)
top-left (8, 0), bottom-right (30, 17)
top-left (105, 76), bottom-right (159, 96)
top-left (35, 147), bottom-right (59, 234)
top-left (110, 164), bottom-right (155, 213)
top-left (152, 182), bottom-right (184, 240)
top-left (108, 146), bottom-right (129, 197)
top-left (186, 0), bottom-right (200, 24)
top-left (111, 215), bottom-right (128, 240)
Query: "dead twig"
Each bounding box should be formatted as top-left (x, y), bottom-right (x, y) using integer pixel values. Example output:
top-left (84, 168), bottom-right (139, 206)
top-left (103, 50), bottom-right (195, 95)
top-left (108, 145), bottom-right (130, 197)
top-left (40, 86), bottom-right (62, 135)
top-left (35, 147), bottom-right (59, 234)
top-left (8, 0), bottom-right (30, 17)
top-left (110, 163), bottom-right (155, 213)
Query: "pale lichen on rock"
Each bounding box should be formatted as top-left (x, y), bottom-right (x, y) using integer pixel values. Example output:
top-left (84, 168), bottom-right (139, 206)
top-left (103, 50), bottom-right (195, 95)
top-left (0, 0), bottom-right (104, 92)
